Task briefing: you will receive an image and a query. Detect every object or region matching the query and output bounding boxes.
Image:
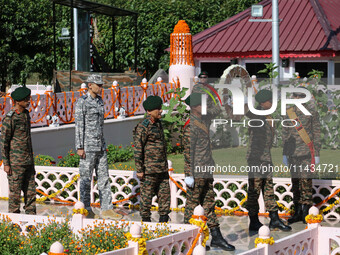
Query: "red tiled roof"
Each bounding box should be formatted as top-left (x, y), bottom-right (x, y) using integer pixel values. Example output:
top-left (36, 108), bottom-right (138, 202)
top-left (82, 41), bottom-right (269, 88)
top-left (192, 0), bottom-right (340, 58)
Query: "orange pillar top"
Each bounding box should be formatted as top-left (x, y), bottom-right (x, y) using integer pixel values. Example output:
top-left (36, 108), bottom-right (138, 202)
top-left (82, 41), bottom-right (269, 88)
top-left (170, 20), bottom-right (194, 66)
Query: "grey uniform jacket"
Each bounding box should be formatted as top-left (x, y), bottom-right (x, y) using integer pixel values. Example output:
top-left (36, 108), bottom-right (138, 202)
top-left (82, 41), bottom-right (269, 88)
top-left (75, 92), bottom-right (106, 152)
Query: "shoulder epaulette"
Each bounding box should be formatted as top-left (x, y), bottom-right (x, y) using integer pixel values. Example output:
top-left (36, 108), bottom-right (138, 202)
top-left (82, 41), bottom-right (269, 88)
top-left (81, 94), bottom-right (88, 100)
top-left (6, 110), bottom-right (14, 117)
top-left (142, 119), bottom-right (150, 127)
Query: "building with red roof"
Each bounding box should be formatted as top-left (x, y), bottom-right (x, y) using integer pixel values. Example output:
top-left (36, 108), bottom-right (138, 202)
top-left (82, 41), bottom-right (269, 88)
top-left (191, 0), bottom-right (340, 83)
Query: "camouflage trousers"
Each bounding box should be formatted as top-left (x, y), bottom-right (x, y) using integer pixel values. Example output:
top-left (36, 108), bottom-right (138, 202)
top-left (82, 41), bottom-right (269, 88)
top-left (289, 156), bottom-right (314, 206)
top-left (246, 161), bottom-right (278, 216)
top-left (184, 178), bottom-right (219, 229)
top-left (79, 151), bottom-right (113, 211)
top-left (140, 172), bottom-right (170, 218)
top-left (8, 165), bottom-right (36, 214)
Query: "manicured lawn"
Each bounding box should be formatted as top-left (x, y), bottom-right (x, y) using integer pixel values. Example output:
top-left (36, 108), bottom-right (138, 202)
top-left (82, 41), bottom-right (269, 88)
top-left (113, 147), bottom-right (340, 179)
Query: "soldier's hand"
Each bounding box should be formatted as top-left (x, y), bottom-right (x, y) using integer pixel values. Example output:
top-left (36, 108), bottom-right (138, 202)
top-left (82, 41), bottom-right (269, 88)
top-left (136, 172), bottom-right (144, 180)
top-left (77, 149), bottom-right (86, 159)
top-left (4, 165), bottom-right (12, 176)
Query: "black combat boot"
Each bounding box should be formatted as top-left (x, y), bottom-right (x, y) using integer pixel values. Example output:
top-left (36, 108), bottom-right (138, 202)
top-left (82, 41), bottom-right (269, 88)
top-left (210, 227), bottom-right (235, 251)
top-left (269, 211), bottom-right (292, 231)
top-left (302, 204), bottom-right (311, 224)
top-left (159, 215), bottom-right (169, 223)
top-left (288, 203), bottom-right (302, 224)
top-left (141, 217), bottom-right (151, 222)
top-left (249, 215), bottom-right (263, 232)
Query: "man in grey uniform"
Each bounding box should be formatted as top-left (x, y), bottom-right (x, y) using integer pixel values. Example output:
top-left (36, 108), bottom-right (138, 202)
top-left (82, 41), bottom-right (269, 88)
top-left (75, 74), bottom-right (122, 220)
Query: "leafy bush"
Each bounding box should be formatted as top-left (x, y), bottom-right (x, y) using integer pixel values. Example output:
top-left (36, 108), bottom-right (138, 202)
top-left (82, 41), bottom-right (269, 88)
top-left (162, 87), bottom-right (189, 154)
top-left (57, 150), bottom-right (80, 167)
top-left (20, 218), bottom-right (74, 255)
top-left (34, 154), bottom-right (55, 166)
top-left (0, 215), bottom-right (23, 255)
top-left (74, 221), bottom-right (128, 254)
top-left (0, 215), bottom-right (178, 254)
top-left (107, 144), bottom-right (134, 164)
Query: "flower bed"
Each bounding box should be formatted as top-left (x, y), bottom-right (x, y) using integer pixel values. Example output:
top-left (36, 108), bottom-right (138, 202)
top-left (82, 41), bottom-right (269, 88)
top-left (0, 213), bottom-right (197, 255)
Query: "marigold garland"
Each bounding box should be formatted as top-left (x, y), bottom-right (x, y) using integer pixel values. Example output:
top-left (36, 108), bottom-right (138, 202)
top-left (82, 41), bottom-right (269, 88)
top-left (173, 20), bottom-right (190, 33)
top-left (319, 198), bottom-right (340, 214)
top-left (191, 215), bottom-right (207, 221)
top-left (215, 195), bottom-right (247, 215)
top-left (125, 232), bottom-right (147, 255)
top-left (254, 236), bottom-right (275, 247)
top-left (189, 218), bottom-right (209, 247)
top-left (72, 208), bottom-right (88, 217)
top-left (277, 201), bottom-right (294, 214)
top-left (36, 174), bottom-right (80, 202)
top-left (305, 214), bottom-right (323, 224)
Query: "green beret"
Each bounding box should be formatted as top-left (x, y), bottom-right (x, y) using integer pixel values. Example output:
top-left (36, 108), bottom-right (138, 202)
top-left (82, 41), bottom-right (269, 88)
top-left (11, 86), bottom-right (31, 101)
top-left (198, 71), bottom-right (208, 78)
top-left (255, 89), bottom-right (272, 103)
top-left (143, 95), bottom-right (163, 111)
top-left (185, 93), bottom-right (201, 107)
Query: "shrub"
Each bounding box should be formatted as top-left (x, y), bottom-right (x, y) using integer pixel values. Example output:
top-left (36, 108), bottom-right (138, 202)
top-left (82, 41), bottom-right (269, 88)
top-left (162, 87), bottom-right (189, 154)
top-left (1, 216), bottom-right (179, 254)
top-left (34, 154), bottom-right (55, 166)
top-left (107, 144), bottom-right (134, 163)
top-left (57, 150), bottom-right (80, 167)
top-left (20, 218), bottom-right (74, 255)
top-left (0, 215), bottom-right (23, 255)
top-left (75, 221), bottom-right (128, 254)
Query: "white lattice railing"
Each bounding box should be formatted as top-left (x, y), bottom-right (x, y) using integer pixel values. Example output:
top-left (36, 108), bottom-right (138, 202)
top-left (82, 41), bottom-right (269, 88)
top-left (269, 227), bottom-right (318, 254)
top-left (318, 227), bottom-right (340, 255)
top-left (239, 223), bottom-right (340, 255)
top-left (0, 211), bottom-right (199, 255)
top-left (1, 166), bottom-right (340, 223)
top-left (0, 81), bottom-right (178, 128)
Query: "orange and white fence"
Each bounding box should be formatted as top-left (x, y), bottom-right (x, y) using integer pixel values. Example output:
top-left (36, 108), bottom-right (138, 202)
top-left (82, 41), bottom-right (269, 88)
top-left (0, 80), bottom-right (179, 128)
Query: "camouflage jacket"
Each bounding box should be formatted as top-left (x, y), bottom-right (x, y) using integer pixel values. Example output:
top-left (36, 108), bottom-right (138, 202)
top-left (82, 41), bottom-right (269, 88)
top-left (183, 115), bottom-right (214, 178)
top-left (192, 82), bottom-right (222, 128)
top-left (246, 107), bottom-right (274, 163)
top-left (282, 104), bottom-right (321, 157)
top-left (1, 109), bottom-right (34, 166)
top-left (183, 121), bottom-right (191, 176)
top-left (75, 92), bottom-right (106, 152)
top-left (133, 115), bottom-right (168, 174)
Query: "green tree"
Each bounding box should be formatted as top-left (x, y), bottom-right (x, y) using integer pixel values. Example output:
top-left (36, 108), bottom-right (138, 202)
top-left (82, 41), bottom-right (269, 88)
top-left (0, 0), bottom-right (72, 87)
top-left (0, 0), bottom-right (259, 87)
top-left (93, 0), bottom-right (260, 77)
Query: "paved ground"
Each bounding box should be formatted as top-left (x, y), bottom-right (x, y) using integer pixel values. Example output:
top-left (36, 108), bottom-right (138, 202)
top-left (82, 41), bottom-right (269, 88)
top-left (1, 201), bottom-right (339, 254)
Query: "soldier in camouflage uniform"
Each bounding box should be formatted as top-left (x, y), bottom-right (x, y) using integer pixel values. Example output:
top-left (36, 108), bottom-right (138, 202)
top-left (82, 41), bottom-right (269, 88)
top-left (1, 86), bottom-right (36, 214)
top-left (282, 89), bottom-right (321, 224)
top-left (183, 93), bottom-right (235, 251)
top-left (192, 71), bottom-right (222, 128)
top-left (75, 74), bottom-right (122, 220)
top-left (133, 95), bottom-right (170, 223)
top-left (246, 90), bottom-right (291, 232)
